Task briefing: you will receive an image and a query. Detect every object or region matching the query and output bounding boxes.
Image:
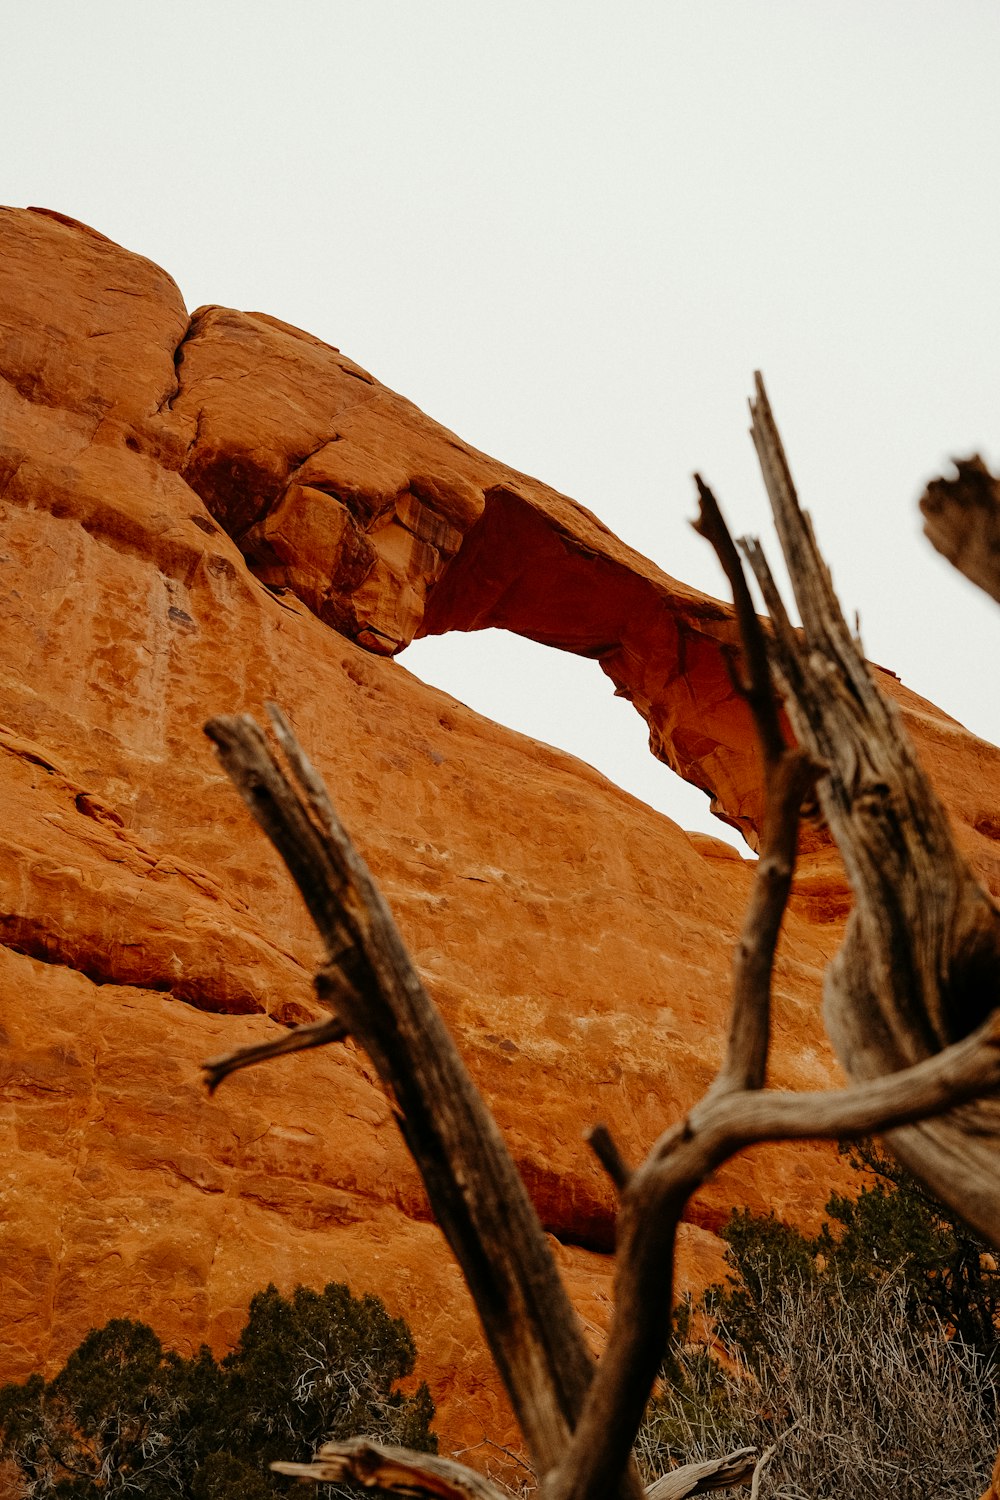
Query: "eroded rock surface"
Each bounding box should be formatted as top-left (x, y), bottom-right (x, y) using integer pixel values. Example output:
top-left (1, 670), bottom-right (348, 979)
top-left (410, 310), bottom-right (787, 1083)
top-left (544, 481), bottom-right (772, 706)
top-left (2, 206), bottom-right (999, 1465)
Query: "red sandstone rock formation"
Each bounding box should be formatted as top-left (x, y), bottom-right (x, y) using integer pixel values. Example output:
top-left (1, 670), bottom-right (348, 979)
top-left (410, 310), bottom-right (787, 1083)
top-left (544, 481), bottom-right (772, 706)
top-left (2, 205), bottom-right (999, 1464)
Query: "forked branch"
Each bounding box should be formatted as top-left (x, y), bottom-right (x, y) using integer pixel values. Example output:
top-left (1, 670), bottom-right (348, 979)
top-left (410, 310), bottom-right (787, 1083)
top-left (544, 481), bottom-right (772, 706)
top-left (543, 389), bottom-right (1000, 1500)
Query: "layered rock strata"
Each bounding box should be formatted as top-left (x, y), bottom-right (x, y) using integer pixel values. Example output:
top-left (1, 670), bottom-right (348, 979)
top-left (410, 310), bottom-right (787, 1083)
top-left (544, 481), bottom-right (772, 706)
top-left (2, 206), bottom-right (999, 1463)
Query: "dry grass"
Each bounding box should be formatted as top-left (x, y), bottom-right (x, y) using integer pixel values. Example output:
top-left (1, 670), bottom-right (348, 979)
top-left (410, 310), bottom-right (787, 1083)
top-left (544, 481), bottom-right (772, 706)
top-left (637, 1272), bottom-right (997, 1499)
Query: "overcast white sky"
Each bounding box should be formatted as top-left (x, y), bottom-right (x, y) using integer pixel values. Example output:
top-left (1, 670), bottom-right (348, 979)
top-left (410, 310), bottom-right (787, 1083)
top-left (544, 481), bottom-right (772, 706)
top-left (5, 3), bottom-right (999, 848)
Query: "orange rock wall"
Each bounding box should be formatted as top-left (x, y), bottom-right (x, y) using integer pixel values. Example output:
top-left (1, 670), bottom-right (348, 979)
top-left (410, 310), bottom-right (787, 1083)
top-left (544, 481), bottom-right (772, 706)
top-left (2, 206), bottom-right (999, 1465)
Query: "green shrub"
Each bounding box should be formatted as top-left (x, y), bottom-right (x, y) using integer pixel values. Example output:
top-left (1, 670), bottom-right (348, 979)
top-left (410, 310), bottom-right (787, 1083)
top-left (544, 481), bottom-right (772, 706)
top-left (818, 1142), bottom-right (1000, 1357)
top-left (0, 1321), bottom-right (206, 1498)
top-left (216, 1281), bottom-right (437, 1477)
top-left (190, 1451), bottom-right (280, 1500)
top-left (0, 1283), bottom-right (435, 1498)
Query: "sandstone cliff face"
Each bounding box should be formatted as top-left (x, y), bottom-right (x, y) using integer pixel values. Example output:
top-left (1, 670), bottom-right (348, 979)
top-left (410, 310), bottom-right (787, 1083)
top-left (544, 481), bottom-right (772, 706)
top-left (2, 206), bottom-right (999, 1463)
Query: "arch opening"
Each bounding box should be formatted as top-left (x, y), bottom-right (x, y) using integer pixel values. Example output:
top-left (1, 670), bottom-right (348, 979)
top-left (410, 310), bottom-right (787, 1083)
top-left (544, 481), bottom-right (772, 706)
top-left (400, 627), bottom-right (752, 854)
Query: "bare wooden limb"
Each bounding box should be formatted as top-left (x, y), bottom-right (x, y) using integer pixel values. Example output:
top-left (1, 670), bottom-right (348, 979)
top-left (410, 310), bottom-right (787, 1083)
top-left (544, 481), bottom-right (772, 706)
top-left (645, 1446), bottom-right (757, 1499)
top-left (586, 1122), bottom-right (633, 1192)
top-left (920, 455), bottom-right (1000, 606)
top-left (748, 1421), bottom-right (800, 1500)
top-left (694, 480), bottom-right (819, 1098)
top-left (202, 1014), bottom-right (349, 1095)
top-left (707, 745), bottom-right (816, 1099)
top-left (692, 477), bottom-right (784, 770)
top-left (745, 371), bottom-right (1000, 1239)
top-left (272, 1437), bottom-right (509, 1500)
top-left (203, 954), bottom-right (355, 1094)
top-left (273, 1437), bottom-right (758, 1500)
top-left (539, 470), bottom-right (813, 1500)
top-left (691, 1006), bottom-right (1000, 1147)
top-left (203, 711), bottom-right (642, 1499)
top-left (544, 1005), bottom-right (1000, 1500)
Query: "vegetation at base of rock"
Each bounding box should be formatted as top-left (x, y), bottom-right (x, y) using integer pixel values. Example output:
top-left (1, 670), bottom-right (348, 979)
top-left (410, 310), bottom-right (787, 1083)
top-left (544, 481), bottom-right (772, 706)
top-left (716, 1142), bottom-right (1000, 1370)
top-left (215, 1282), bottom-right (436, 1478)
top-left (0, 1282), bottom-right (435, 1498)
top-left (637, 1145), bottom-right (1000, 1498)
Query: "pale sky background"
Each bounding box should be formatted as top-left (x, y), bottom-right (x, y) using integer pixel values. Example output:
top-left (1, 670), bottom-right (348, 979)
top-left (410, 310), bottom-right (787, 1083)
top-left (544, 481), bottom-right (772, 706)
top-left (4, 3), bottom-right (999, 849)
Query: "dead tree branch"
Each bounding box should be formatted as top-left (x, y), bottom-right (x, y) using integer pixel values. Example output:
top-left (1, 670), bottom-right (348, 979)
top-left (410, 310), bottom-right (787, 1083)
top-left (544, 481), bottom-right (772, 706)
top-left (203, 1013), bottom-right (349, 1095)
top-left (272, 1437), bottom-right (510, 1500)
top-left (745, 372), bottom-right (1000, 1237)
top-left (543, 387), bottom-right (1000, 1500)
top-left (540, 477), bottom-right (810, 1500)
top-left (694, 478), bottom-right (818, 1098)
top-left (202, 706), bottom-right (641, 1499)
top-left (920, 454), bottom-right (1000, 605)
top-left (692, 478), bottom-right (784, 772)
top-left (272, 1437), bottom-right (757, 1500)
top-left (644, 1446), bottom-right (757, 1499)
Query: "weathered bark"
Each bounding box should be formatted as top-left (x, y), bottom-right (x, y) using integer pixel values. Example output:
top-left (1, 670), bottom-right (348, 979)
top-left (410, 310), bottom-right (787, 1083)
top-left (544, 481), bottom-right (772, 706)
top-left (745, 374), bottom-right (1000, 1239)
top-left (273, 1437), bottom-right (511, 1500)
top-left (644, 1447), bottom-right (757, 1499)
top-left (920, 454), bottom-right (1000, 605)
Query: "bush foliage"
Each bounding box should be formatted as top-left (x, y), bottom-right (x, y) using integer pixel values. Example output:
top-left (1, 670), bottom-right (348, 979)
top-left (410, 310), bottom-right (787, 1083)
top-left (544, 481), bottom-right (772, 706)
top-left (0, 1282), bottom-right (435, 1498)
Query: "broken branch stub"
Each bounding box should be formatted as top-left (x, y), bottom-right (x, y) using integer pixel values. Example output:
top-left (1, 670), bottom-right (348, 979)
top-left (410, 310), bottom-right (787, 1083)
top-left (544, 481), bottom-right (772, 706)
top-left (920, 454), bottom-right (1000, 606)
top-left (272, 1437), bottom-right (511, 1500)
top-left (644, 1447), bottom-right (758, 1499)
top-left (202, 1013), bottom-right (349, 1094)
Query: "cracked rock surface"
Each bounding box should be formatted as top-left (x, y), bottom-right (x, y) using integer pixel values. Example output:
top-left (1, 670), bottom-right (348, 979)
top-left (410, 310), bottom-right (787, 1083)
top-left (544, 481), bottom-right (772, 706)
top-left (2, 205), bottom-right (999, 1466)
